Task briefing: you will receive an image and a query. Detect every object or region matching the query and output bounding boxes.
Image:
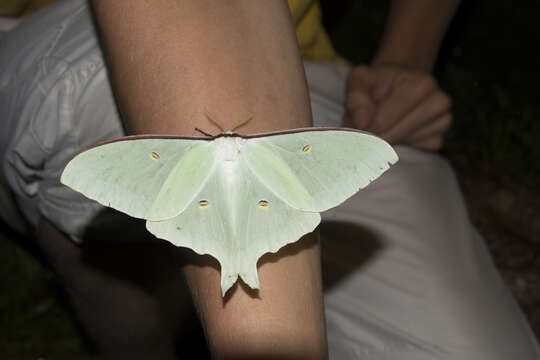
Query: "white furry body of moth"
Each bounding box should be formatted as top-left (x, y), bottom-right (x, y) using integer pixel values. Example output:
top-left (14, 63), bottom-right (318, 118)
top-left (61, 127), bottom-right (398, 296)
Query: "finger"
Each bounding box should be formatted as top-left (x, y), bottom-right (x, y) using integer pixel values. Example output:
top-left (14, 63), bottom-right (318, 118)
top-left (345, 66), bottom-right (376, 109)
top-left (350, 106), bottom-right (374, 129)
top-left (345, 90), bottom-right (376, 129)
top-left (380, 90), bottom-right (452, 144)
top-left (346, 65), bottom-right (374, 94)
top-left (406, 113), bottom-right (453, 143)
top-left (372, 73), bottom-right (394, 103)
top-left (369, 74), bottom-right (438, 134)
top-left (345, 87), bottom-right (375, 109)
top-left (342, 113), bottom-right (353, 128)
top-left (411, 136), bottom-right (444, 151)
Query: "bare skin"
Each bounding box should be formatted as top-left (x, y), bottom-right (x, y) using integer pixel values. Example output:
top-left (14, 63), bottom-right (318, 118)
top-left (344, 0), bottom-right (461, 151)
top-left (36, 0), bottom-right (461, 358)
top-left (88, 1), bottom-right (327, 359)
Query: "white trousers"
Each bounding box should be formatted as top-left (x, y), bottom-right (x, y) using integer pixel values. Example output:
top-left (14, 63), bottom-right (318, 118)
top-left (0, 1), bottom-right (538, 358)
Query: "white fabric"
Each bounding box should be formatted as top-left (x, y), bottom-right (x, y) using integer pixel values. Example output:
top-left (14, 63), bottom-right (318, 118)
top-left (0, 1), bottom-right (538, 358)
top-left (0, 16), bottom-right (21, 33)
top-left (305, 62), bottom-right (540, 359)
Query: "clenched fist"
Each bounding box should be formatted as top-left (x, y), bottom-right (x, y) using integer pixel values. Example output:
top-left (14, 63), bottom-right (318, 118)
top-left (343, 64), bottom-right (452, 151)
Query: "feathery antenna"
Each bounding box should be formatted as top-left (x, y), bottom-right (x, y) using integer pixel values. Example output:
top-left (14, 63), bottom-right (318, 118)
top-left (231, 115), bottom-right (252, 131)
top-left (204, 111), bottom-right (225, 132)
top-left (204, 111), bottom-right (252, 133)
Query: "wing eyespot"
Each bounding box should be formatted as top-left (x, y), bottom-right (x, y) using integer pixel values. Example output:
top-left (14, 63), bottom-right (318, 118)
top-left (198, 200), bottom-right (210, 209)
top-left (257, 200), bottom-right (269, 210)
top-left (150, 151), bottom-right (160, 160)
top-left (302, 144), bottom-right (312, 153)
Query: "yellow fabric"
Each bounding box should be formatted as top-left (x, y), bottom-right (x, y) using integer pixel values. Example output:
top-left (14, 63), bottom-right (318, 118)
top-left (2, 0), bottom-right (343, 63)
top-left (0, 0), bottom-right (55, 17)
top-left (0, 0), bottom-right (30, 16)
top-left (20, 0), bottom-right (56, 17)
top-left (287, 0), bottom-right (342, 62)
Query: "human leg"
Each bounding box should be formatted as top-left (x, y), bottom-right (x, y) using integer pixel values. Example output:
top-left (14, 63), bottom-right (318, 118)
top-left (91, 1), bottom-right (329, 357)
top-left (322, 147), bottom-right (540, 359)
top-left (183, 234), bottom-right (326, 359)
top-left (36, 216), bottom-right (195, 360)
top-left (303, 60), bottom-right (540, 359)
top-left (2, 2), bottom-right (329, 358)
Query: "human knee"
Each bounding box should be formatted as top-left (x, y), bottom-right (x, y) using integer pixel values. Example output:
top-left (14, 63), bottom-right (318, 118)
top-left (397, 147), bottom-right (456, 188)
top-left (36, 218), bottom-right (177, 355)
top-left (391, 147), bottom-right (464, 211)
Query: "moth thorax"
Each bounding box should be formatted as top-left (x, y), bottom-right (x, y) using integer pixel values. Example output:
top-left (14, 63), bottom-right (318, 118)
top-left (215, 137), bottom-right (245, 161)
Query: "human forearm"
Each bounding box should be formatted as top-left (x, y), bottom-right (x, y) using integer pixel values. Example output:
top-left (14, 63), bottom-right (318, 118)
top-left (344, 0), bottom-right (457, 149)
top-left (372, 0), bottom-right (461, 72)
top-left (90, 0), bottom-right (312, 135)
top-left (90, 1), bottom-right (326, 358)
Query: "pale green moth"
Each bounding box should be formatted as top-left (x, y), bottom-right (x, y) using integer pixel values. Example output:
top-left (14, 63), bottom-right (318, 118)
top-left (61, 116), bottom-right (398, 296)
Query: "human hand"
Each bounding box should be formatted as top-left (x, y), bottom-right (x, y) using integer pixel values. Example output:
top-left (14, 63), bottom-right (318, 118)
top-left (343, 64), bottom-right (452, 151)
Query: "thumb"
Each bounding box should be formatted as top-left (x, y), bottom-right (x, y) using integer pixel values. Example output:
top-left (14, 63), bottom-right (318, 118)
top-left (372, 74), bottom-right (394, 103)
top-left (345, 66), bottom-right (376, 129)
top-left (345, 90), bottom-right (375, 129)
top-left (342, 112), bottom-right (353, 128)
top-left (350, 106), bottom-right (373, 130)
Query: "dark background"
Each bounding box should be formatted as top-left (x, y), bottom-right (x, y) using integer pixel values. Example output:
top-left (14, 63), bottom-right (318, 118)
top-left (322, 0), bottom-right (540, 344)
top-left (1, 0), bottom-right (539, 358)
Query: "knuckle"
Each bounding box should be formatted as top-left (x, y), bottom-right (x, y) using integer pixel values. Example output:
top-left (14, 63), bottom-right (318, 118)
top-left (436, 91), bottom-right (453, 111)
top-left (416, 75), bottom-right (437, 93)
top-left (348, 65), bottom-right (370, 81)
top-left (371, 116), bottom-right (387, 132)
top-left (418, 136), bottom-right (443, 151)
top-left (353, 64), bottom-right (370, 74)
top-left (345, 91), bottom-right (370, 109)
top-left (345, 93), bottom-right (356, 109)
top-left (431, 136), bottom-right (444, 150)
top-left (441, 114), bottom-right (453, 129)
top-left (434, 137), bottom-right (444, 150)
top-left (392, 70), bottom-right (411, 86)
top-left (394, 71), bottom-right (438, 96)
